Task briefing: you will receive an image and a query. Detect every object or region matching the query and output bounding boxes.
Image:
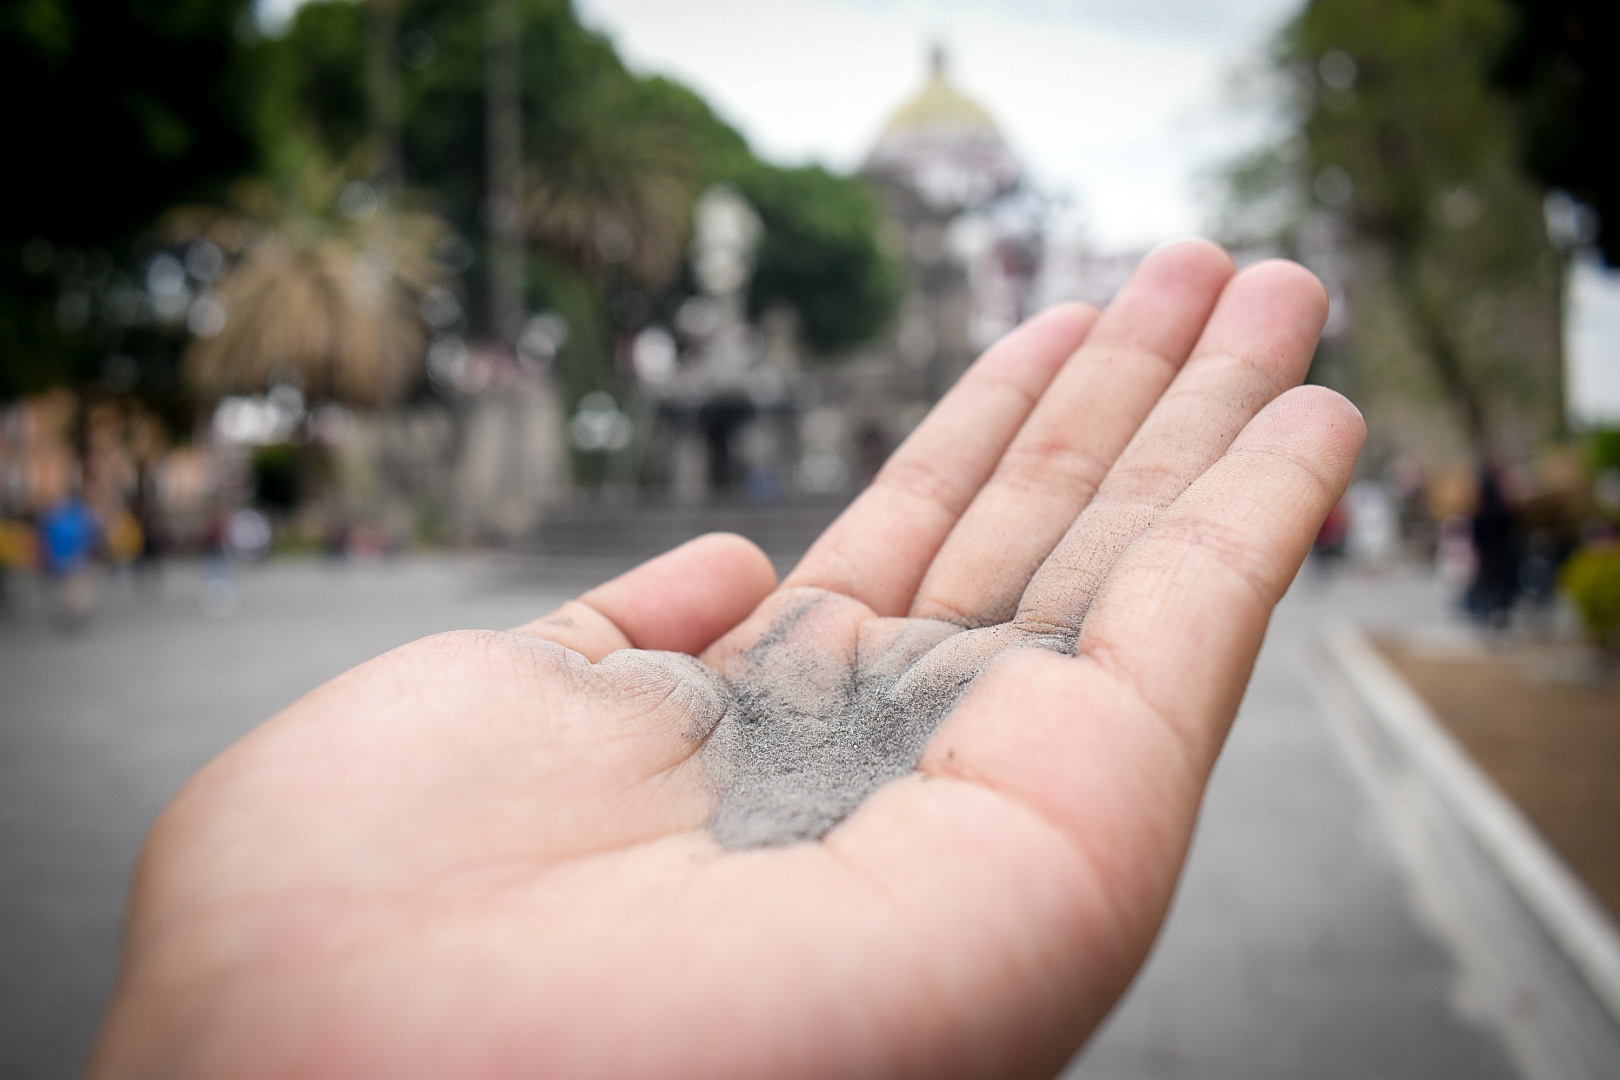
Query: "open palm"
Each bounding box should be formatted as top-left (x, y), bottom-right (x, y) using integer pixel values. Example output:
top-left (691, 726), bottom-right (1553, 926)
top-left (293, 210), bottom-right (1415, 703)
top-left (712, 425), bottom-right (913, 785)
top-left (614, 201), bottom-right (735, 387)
top-left (90, 242), bottom-right (1363, 1080)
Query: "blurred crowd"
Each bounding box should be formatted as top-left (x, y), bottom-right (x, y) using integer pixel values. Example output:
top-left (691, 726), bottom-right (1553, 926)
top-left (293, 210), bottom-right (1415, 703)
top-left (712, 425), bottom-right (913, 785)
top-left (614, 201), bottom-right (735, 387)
top-left (7, 362), bottom-right (1619, 646)
top-left (1312, 447), bottom-right (1620, 643)
top-left (0, 388), bottom-right (360, 629)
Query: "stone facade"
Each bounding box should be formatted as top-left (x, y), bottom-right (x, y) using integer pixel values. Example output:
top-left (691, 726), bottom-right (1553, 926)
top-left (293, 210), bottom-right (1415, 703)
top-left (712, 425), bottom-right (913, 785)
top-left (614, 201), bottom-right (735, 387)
top-left (797, 49), bottom-right (1045, 487)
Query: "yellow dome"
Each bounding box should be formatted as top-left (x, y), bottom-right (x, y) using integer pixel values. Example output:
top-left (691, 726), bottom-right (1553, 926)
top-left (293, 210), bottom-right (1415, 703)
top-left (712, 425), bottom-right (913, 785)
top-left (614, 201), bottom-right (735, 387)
top-left (881, 48), bottom-right (998, 136)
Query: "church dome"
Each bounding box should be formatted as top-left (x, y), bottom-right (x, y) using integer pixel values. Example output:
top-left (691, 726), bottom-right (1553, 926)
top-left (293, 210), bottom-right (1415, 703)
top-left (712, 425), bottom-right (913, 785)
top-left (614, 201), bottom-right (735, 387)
top-left (866, 48), bottom-right (1022, 212)
top-left (881, 48), bottom-right (999, 137)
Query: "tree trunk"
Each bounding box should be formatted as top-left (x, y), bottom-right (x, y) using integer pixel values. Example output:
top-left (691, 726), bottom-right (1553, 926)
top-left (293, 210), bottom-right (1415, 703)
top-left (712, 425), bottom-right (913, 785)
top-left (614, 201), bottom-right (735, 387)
top-left (365, 0), bottom-right (402, 187)
top-left (1387, 247), bottom-right (1495, 462)
top-left (485, 0), bottom-right (524, 349)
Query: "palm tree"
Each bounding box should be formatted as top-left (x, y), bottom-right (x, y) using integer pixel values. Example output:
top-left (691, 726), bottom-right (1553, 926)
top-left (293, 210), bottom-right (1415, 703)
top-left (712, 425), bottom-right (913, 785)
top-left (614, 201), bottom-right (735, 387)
top-left (525, 81), bottom-right (696, 294)
top-left (176, 162), bottom-right (448, 409)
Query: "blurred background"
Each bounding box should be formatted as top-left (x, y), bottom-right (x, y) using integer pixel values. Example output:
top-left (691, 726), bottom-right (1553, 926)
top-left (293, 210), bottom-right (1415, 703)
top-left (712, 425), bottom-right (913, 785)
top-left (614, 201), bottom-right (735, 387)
top-left (2, 1), bottom-right (1619, 1078)
top-left (1, 0), bottom-right (1617, 566)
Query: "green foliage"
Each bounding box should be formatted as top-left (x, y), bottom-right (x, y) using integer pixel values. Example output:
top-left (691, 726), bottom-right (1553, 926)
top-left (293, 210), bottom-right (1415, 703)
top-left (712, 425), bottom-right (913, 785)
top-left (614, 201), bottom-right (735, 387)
top-left (1210, 142), bottom-right (1307, 247)
top-left (254, 0), bottom-right (369, 178)
top-left (0, 0), bottom-right (260, 402)
top-left (639, 76), bottom-right (753, 181)
top-left (251, 443), bottom-right (303, 510)
top-left (525, 255), bottom-right (613, 406)
top-left (1493, 1), bottom-right (1620, 265)
top-left (401, 0), bottom-right (637, 235)
top-left (0, 265), bottom-right (80, 400)
top-left (629, 78), bottom-right (900, 356)
top-left (734, 165), bottom-right (903, 356)
top-left (1561, 544), bottom-right (1620, 648)
top-left (1, 0), bottom-right (898, 414)
top-left (0, 0), bottom-right (257, 246)
top-left (1588, 429), bottom-right (1620, 474)
top-left (265, 0), bottom-right (897, 361)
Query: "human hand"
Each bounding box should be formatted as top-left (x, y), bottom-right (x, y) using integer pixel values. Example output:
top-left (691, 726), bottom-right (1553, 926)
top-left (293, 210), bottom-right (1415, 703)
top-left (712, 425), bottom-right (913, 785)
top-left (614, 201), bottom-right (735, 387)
top-left (88, 241), bottom-right (1363, 1080)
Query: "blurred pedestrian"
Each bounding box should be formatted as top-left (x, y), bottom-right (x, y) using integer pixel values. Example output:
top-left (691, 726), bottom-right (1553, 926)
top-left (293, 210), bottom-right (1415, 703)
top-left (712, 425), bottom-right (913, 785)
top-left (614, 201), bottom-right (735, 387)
top-left (130, 458), bottom-right (165, 592)
top-left (1309, 496), bottom-right (1350, 578)
top-left (1388, 454), bottom-right (1434, 558)
top-left (223, 508), bottom-right (269, 560)
top-left (201, 509), bottom-right (239, 617)
top-left (105, 508), bottom-right (145, 568)
top-left (40, 492), bottom-right (101, 628)
top-left (1436, 515), bottom-right (1475, 592)
top-left (1466, 467), bottom-right (1520, 628)
top-left (0, 517), bottom-right (39, 611)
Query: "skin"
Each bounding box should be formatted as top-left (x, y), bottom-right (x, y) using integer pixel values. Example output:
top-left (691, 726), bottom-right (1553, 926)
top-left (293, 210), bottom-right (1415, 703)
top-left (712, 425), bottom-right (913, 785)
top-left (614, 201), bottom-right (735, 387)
top-left (87, 241), bottom-right (1365, 1080)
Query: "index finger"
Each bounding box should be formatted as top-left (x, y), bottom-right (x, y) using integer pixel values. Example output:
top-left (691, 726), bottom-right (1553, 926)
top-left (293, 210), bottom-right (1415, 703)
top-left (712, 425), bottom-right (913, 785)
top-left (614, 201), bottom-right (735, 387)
top-left (784, 302), bottom-right (1099, 615)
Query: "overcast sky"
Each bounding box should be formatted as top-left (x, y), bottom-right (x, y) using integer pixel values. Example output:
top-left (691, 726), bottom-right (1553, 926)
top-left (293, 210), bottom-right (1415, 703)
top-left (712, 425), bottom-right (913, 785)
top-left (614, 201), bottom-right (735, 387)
top-left (572, 0), bottom-right (1304, 250)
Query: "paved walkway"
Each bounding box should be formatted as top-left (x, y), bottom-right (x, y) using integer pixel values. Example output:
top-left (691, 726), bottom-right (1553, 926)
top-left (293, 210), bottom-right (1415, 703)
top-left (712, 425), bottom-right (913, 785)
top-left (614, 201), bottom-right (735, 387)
top-left (0, 558), bottom-right (1612, 1078)
top-left (1071, 568), bottom-right (1517, 1078)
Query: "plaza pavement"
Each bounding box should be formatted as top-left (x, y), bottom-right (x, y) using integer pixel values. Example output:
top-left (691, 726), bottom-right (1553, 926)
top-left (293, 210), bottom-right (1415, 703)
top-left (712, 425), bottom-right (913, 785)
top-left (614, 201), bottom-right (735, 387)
top-left (0, 554), bottom-right (1614, 1079)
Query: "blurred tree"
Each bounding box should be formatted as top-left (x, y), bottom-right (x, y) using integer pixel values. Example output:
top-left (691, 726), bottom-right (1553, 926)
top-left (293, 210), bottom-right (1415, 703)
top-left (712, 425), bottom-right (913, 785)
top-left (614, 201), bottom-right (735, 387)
top-left (484, 0), bottom-right (526, 354)
top-left (0, 0), bottom-right (259, 402)
top-left (255, 1), bottom-right (370, 180)
top-left (175, 166), bottom-right (446, 409)
top-left (735, 163), bottom-right (902, 357)
top-left (1224, 0), bottom-right (1564, 462)
top-left (366, 0), bottom-right (404, 187)
top-left (0, 0), bottom-right (897, 418)
top-left (1494, 0), bottom-right (1620, 265)
top-left (264, 0), bottom-right (898, 374)
top-left (524, 75), bottom-right (696, 296)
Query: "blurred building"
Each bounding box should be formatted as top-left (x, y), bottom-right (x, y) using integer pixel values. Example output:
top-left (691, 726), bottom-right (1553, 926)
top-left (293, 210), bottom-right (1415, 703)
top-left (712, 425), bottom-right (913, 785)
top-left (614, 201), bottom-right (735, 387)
top-left (640, 47), bottom-right (1050, 505)
top-left (796, 48), bottom-right (1046, 486)
top-left (626, 49), bottom-right (1177, 506)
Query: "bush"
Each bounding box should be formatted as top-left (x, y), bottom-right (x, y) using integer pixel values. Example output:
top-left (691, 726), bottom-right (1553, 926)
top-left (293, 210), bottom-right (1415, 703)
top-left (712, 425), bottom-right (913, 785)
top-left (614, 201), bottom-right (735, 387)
top-left (1588, 428), bottom-right (1620, 473)
top-left (1561, 544), bottom-right (1620, 648)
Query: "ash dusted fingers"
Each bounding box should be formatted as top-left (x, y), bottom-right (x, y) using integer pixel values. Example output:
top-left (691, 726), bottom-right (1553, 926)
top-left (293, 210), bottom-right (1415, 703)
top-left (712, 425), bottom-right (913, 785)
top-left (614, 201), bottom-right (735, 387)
top-left (783, 302), bottom-right (1098, 617)
top-left (906, 240), bottom-right (1235, 630)
top-left (1014, 259), bottom-right (1329, 640)
top-left (1074, 385), bottom-right (1365, 768)
top-left (819, 389), bottom-right (1359, 1070)
top-left (909, 388), bottom-right (1362, 945)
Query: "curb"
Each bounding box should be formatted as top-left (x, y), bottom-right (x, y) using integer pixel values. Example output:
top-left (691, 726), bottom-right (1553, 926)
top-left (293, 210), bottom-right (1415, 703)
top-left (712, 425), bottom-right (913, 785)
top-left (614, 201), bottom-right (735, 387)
top-left (1320, 622), bottom-right (1620, 1024)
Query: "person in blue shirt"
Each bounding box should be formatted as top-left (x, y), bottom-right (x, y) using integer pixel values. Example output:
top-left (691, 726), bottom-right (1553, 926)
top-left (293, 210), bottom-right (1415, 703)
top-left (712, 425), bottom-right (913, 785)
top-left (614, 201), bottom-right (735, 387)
top-left (40, 491), bottom-right (101, 626)
top-left (41, 494), bottom-right (99, 575)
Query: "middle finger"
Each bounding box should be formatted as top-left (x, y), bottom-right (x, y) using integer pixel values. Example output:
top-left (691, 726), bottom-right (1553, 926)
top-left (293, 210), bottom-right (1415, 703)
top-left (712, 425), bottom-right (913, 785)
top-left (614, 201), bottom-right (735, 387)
top-left (908, 239), bottom-right (1235, 628)
top-left (1015, 257), bottom-right (1329, 636)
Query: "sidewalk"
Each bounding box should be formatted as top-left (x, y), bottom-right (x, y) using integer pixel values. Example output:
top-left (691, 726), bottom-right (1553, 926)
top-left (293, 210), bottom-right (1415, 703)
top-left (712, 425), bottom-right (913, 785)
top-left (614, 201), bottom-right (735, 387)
top-left (1, 558), bottom-right (1614, 1078)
